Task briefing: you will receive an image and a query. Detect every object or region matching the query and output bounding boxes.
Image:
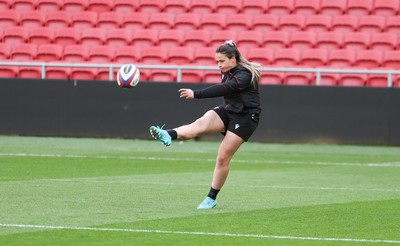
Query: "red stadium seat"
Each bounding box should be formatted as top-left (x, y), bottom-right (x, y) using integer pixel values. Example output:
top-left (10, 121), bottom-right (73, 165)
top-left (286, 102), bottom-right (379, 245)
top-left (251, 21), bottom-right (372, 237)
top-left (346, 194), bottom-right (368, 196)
top-left (28, 27), bottom-right (54, 45)
top-left (241, 0), bottom-right (267, 15)
top-left (304, 15), bottom-right (332, 33)
top-left (88, 45), bottom-right (115, 63)
top-left (97, 12), bottom-right (123, 30)
top-left (13, 0), bottom-right (37, 11)
top-left (45, 67), bottom-right (70, 80)
top-left (385, 16), bottom-right (400, 35)
top-left (319, 0), bottom-right (346, 15)
top-left (338, 67), bottom-right (367, 87)
top-left (148, 13), bottom-right (175, 31)
top-left (373, 0), bottom-right (399, 17)
top-left (174, 13), bottom-right (200, 31)
top-left (97, 67), bottom-right (117, 81)
top-left (225, 14), bottom-right (253, 32)
top-left (327, 49), bottom-right (355, 68)
top-left (0, 66), bottom-right (17, 78)
top-left (164, 0), bottom-right (189, 14)
top-left (46, 11), bottom-right (71, 29)
top-left (71, 11), bottom-right (97, 30)
top-left (63, 45), bottom-right (89, 62)
top-left (354, 50), bottom-right (383, 69)
top-left (189, 0), bottom-right (215, 14)
top-left (11, 43), bottom-right (37, 61)
top-left (193, 47), bottom-right (216, 65)
top-left (167, 46), bottom-right (194, 65)
top-left (158, 29), bottom-right (184, 48)
top-left (0, 10), bottom-right (19, 28)
top-left (346, 0), bottom-right (373, 16)
top-left (131, 29), bottom-right (158, 48)
top-left (114, 46), bottom-right (142, 63)
top-left (293, 0), bottom-right (320, 15)
top-left (203, 70), bottom-right (222, 83)
top-left (278, 15), bottom-right (305, 32)
top-left (141, 46), bottom-right (168, 64)
top-left (247, 48), bottom-right (274, 66)
top-left (36, 44), bottom-right (63, 62)
top-left (300, 49), bottom-right (328, 67)
top-left (87, 0), bottom-right (113, 14)
top-left (273, 48), bottom-right (300, 67)
top-left (370, 33), bottom-right (397, 52)
top-left (209, 30), bottom-right (236, 47)
top-left (63, 0), bottom-right (88, 12)
top-left (394, 76), bottom-right (400, 88)
top-left (259, 70), bottom-right (284, 85)
top-left (181, 70), bottom-right (203, 83)
top-left (252, 14), bottom-right (279, 32)
top-left (113, 0), bottom-right (138, 13)
top-left (70, 68), bottom-right (97, 80)
top-left (3, 26), bottom-right (28, 45)
top-left (358, 15), bottom-right (385, 34)
top-left (284, 68), bottom-right (313, 86)
top-left (54, 27), bottom-right (80, 46)
top-left (199, 13), bottom-right (226, 31)
top-left (262, 31), bottom-right (289, 49)
top-left (122, 13), bottom-right (149, 30)
top-left (18, 66), bottom-right (42, 79)
top-left (342, 32), bottom-right (370, 51)
top-left (289, 31), bottom-right (316, 50)
top-left (182, 29), bottom-right (210, 48)
top-left (138, 68), bottom-right (150, 81)
top-left (20, 10), bottom-right (45, 28)
top-left (80, 28), bottom-right (106, 47)
top-left (0, 43), bottom-right (11, 59)
top-left (215, 0), bottom-right (242, 14)
top-left (137, 0), bottom-right (165, 14)
top-left (267, 0), bottom-right (294, 16)
top-left (366, 68), bottom-right (393, 87)
top-left (382, 51), bottom-right (400, 70)
top-left (0, 0), bottom-right (12, 10)
top-left (315, 32), bottom-right (343, 51)
top-left (149, 69), bottom-right (177, 82)
top-left (315, 66), bottom-right (339, 86)
top-left (331, 15), bottom-right (358, 33)
top-left (105, 28), bottom-right (133, 48)
top-left (37, 0), bottom-right (61, 12)
top-left (236, 31), bottom-right (263, 49)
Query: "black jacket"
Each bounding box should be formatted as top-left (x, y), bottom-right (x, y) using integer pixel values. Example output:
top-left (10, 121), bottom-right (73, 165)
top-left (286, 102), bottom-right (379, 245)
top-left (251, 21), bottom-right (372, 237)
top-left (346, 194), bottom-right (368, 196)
top-left (193, 66), bottom-right (261, 114)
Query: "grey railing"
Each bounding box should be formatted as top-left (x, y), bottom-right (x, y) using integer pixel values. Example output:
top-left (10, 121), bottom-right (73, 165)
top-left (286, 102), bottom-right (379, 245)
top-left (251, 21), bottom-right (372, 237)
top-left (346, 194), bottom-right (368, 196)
top-left (0, 61), bottom-right (399, 87)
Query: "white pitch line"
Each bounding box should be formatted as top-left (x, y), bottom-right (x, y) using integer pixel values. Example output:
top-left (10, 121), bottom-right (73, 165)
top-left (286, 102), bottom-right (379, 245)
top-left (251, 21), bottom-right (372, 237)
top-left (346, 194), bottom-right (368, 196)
top-left (1, 152), bottom-right (400, 168)
top-left (36, 178), bottom-right (400, 193)
top-left (0, 223), bottom-right (399, 244)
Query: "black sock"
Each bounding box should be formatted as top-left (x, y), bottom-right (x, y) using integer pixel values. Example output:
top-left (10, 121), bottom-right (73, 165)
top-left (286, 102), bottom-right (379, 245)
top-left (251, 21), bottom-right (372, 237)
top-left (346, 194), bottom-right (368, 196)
top-left (207, 187), bottom-right (220, 200)
top-left (167, 130), bottom-right (177, 140)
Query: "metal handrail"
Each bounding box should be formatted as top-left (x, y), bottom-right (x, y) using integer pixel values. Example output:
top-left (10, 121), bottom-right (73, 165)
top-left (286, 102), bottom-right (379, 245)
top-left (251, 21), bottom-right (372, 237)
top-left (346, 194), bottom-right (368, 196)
top-left (1, 61), bottom-right (399, 87)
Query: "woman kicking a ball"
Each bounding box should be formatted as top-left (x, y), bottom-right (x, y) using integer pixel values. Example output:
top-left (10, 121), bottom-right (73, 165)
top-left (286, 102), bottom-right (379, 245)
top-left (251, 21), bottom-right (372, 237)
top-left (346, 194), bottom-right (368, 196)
top-left (150, 40), bottom-right (262, 209)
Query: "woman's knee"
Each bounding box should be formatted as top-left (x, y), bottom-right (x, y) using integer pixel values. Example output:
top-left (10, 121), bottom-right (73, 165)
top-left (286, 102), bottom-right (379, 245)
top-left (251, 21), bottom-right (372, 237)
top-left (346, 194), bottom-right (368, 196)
top-left (216, 152), bottom-right (232, 167)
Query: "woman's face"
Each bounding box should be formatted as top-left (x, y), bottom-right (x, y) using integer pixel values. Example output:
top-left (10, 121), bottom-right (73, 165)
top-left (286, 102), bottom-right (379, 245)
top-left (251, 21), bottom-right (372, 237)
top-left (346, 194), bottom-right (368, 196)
top-left (215, 53), bottom-right (237, 73)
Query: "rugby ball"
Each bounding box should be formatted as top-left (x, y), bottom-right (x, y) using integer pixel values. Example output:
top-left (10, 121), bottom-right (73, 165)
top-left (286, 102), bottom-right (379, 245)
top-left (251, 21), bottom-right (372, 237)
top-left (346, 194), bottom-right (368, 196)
top-left (117, 64), bottom-right (140, 88)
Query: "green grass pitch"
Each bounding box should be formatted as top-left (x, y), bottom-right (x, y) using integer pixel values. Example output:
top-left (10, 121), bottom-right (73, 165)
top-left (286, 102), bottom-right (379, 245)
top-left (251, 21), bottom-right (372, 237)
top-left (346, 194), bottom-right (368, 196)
top-left (0, 135), bottom-right (399, 245)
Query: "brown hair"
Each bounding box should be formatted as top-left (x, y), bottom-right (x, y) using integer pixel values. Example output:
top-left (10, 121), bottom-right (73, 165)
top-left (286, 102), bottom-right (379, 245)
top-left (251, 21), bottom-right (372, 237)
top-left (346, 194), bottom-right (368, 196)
top-left (216, 40), bottom-right (261, 87)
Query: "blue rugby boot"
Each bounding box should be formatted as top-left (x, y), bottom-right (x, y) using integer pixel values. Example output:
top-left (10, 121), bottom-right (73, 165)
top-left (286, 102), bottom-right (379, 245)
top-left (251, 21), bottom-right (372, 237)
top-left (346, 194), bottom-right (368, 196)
top-left (197, 197), bottom-right (217, 209)
top-left (149, 125), bottom-right (172, 146)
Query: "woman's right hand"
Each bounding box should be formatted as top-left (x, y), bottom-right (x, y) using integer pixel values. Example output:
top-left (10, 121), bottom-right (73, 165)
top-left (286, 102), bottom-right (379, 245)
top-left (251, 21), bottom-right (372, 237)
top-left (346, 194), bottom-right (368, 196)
top-left (178, 88), bottom-right (194, 99)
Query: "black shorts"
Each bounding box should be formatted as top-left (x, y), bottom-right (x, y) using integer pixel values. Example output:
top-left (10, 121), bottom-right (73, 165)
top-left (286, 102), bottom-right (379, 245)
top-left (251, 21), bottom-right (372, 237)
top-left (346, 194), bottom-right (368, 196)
top-left (213, 105), bottom-right (260, 141)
